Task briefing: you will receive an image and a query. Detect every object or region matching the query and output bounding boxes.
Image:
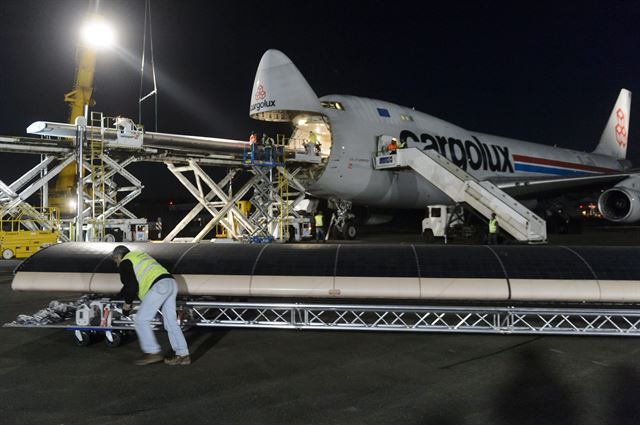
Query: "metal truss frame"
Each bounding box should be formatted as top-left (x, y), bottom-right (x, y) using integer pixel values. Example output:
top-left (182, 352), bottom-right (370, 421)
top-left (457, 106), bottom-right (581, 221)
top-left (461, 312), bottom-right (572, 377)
top-left (80, 155), bottom-right (143, 221)
top-left (8, 300), bottom-right (640, 338)
top-left (241, 164), bottom-right (308, 241)
top-left (164, 159), bottom-right (309, 242)
top-left (183, 302), bottom-right (640, 336)
top-left (164, 160), bottom-right (258, 241)
top-left (0, 136), bottom-right (144, 241)
top-left (0, 154), bottom-right (75, 241)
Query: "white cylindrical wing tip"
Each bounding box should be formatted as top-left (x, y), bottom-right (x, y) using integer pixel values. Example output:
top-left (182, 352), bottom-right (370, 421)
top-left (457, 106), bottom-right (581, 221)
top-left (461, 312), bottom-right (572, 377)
top-left (26, 121), bottom-right (47, 134)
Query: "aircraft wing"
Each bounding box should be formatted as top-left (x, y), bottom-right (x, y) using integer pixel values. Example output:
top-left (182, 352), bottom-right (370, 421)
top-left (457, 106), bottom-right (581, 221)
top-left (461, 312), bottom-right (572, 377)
top-left (495, 172), bottom-right (636, 198)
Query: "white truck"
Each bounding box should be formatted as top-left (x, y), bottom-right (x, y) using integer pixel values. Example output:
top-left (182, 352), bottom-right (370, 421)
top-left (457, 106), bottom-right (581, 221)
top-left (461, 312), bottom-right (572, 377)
top-left (421, 205), bottom-right (479, 243)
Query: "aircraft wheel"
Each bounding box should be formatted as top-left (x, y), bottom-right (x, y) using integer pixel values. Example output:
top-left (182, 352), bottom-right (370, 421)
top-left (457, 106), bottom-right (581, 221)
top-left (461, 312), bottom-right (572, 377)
top-left (342, 221), bottom-right (357, 240)
top-left (103, 233), bottom-right (116, 243)
top-left (422, 229), bottom-right (435, 242)
top-left (104, 331), bottom-right (124, 348)
top-left (72, 330), bottom-right (92, 347)
top-left (2, 248), bottom-right (14, 260)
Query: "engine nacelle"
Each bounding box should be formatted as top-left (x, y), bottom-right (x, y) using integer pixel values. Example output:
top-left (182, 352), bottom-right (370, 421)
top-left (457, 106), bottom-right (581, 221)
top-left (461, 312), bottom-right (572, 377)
top-left (598, 187), bottom-right (640, 223)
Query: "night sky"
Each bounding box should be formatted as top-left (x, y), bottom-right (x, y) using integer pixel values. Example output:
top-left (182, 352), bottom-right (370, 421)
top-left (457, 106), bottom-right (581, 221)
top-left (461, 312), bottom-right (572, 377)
top-left (1, 0), bottom-right (639, 201)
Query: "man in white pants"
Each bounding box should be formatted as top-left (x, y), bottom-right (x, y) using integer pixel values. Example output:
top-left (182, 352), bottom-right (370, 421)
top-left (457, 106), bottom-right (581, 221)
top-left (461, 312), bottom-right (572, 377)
top-left (111, 245), bottom-right (190, 366)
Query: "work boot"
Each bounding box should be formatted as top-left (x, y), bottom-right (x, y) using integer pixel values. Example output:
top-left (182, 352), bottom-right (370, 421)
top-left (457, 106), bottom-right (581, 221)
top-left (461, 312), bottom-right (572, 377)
top-left (164, 355), bottom-right (191, 366)
top-left (134, 352), bottom-right (164, 366)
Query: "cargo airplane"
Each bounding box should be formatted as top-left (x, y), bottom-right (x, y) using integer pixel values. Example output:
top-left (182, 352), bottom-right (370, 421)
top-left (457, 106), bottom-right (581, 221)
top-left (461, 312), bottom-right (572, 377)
top-left (250, 49), bottom-right (636, 239)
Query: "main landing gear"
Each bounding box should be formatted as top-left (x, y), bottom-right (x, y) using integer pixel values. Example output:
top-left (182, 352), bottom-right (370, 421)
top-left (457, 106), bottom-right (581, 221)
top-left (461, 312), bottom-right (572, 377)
top-left (328, 199), bottom-right (357, 240)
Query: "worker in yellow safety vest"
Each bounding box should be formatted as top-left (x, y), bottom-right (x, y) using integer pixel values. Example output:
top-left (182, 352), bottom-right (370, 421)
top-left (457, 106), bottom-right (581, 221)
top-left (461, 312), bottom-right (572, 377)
top-left (487, 213), bottom-right (499, 245)
top-left (111, 245), bottom-right (190, 366)
top-left (314, 211), bottom-right (325, 242)
top-left (309, 131), bottom-right (321, 155)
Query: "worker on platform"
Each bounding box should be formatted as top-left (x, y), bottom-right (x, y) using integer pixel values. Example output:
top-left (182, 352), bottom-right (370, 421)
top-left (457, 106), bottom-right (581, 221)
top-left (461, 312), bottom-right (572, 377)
top-left (397, 137), bottom-right (407, 149)
top-left (387, 138), bottom-right (398, 154)
top-left (314, 211), bottom-right (325, 243)
top-left (111, 245), bottom-right (190, 366)
top-left (488, 213), bottom-right (499, 245)
top-left (262, 133), bottom-right (274, 162)
top-left (309, 131), bottom-right (321, 155)
top-left (248, 131), bottom-right (257, 162)
top-left (304, 133), bottom-right (313, 155)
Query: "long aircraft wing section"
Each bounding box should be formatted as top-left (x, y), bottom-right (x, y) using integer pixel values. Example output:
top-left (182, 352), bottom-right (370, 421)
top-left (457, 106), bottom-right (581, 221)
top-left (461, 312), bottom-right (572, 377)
top-left (26, 120), bottom-right (250, 155)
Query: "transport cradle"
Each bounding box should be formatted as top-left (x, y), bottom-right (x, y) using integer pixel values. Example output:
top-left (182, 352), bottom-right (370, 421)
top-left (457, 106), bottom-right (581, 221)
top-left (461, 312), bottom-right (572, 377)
top-left (6, 242), bottom-right (640, 344)
top-left (7, 297), bottom-right (640, 346)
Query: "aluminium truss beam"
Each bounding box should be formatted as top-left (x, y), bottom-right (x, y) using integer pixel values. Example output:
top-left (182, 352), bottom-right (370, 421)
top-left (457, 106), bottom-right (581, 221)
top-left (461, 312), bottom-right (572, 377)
top-left (8, 299), bottom-right (640, 338)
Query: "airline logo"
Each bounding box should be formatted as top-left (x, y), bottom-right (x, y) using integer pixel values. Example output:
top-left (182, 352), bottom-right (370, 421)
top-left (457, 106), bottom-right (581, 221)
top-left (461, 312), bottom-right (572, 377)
top-left (400, 130), bottom-right (617, 176)
top-left (250, 84), bottom-right (276, 112)
top-left (615, 108), bottom-right (627, 148)
top-left (400, 130), bottom-right (514, 173)
top-left (254, 84), bottom-right (267, 101)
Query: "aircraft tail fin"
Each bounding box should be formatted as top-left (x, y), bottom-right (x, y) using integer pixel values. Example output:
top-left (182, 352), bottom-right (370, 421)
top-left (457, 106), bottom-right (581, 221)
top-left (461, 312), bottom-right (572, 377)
top-left (593, 88), bottom-right (632, 159)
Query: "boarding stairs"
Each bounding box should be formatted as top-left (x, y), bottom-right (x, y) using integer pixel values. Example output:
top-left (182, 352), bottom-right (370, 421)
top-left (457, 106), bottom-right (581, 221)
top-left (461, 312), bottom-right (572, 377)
top-left (375, 148), bottom-right (547, 243)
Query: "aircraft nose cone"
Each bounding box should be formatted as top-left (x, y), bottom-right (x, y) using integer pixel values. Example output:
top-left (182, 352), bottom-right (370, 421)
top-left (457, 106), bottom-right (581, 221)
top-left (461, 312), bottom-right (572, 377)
top-left (258, 49), bottom-right (293, 69)
top-left (250, 49), bottom-right (323, 120)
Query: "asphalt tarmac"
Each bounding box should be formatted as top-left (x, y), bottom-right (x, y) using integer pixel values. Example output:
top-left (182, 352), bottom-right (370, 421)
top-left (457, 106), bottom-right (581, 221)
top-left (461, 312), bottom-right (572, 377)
top-left (2, 231), bottom-right (640, 424)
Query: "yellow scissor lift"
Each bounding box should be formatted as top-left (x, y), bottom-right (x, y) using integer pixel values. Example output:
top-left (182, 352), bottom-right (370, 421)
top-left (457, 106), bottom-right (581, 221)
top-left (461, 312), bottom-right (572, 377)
top-left (0, 207), bottom-right (60, 259)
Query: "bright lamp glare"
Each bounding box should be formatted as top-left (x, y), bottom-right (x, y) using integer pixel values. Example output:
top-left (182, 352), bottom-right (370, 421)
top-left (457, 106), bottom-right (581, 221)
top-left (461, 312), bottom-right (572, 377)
top-left (80, 19), bottom-right (116, 49)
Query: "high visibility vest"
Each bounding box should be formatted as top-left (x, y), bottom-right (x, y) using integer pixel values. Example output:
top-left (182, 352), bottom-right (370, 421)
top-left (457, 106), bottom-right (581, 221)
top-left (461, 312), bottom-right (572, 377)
top-left (397, 139), bottom-right (407, 149)
top-left (249, 134), bottom-right (257, 144)
top-left (309, 133), bottom-right (318, 143)
top-left (315, 214), bottom-right (324, 227)
top-left (387, 143), bottom-right (397, 152)
top-left (489, 219), bottom-right (498, 234)
top-left (123, 251), bottom-right (170, 300)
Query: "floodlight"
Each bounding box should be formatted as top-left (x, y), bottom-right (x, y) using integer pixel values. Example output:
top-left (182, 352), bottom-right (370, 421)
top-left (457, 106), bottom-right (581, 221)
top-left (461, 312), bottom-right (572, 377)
top-left (80, 18), bottom-right (116, 49)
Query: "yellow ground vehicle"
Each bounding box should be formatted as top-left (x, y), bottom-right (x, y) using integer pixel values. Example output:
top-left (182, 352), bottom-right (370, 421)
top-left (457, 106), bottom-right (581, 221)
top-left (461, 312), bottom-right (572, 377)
top-left (215, 201), bottom-right (252, 238)
top-left (0, 208), bottom-right (60, 259)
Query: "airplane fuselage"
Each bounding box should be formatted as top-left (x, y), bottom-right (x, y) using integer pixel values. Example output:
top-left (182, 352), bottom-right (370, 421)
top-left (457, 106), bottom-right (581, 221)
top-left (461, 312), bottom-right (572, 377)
top-left (309, 95), bottom-right (627, 209)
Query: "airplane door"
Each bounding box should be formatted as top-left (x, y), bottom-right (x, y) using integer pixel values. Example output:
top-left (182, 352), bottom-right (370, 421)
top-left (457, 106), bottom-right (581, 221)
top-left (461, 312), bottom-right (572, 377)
top-left (376, 135), bottom-right (394, 153)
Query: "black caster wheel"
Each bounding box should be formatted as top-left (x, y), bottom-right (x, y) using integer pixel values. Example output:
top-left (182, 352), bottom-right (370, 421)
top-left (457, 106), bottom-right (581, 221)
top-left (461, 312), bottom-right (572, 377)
top-left (104, 331), bottom-right (123, 348)
top-left (72, 330), bottom-right (92, 347)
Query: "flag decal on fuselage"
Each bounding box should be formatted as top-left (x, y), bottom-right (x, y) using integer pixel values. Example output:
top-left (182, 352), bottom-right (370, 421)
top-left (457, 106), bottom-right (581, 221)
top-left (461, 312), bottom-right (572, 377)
top-left (377, 108), bottom-right (391, 117)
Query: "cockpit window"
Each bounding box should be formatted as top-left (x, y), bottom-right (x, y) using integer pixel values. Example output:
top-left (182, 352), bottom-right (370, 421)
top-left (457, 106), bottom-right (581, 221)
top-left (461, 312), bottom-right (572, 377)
top-left (321, 101), bottom-right (345, 111)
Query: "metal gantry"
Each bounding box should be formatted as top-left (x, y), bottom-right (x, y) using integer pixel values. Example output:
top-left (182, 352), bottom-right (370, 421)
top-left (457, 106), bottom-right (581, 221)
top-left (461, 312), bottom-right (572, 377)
top-left (164, 161), bottom-right (258, 241)
top-left (0, 112), bottom-right (316, 244)
top-left (163, 156), bottom-right (309, 242)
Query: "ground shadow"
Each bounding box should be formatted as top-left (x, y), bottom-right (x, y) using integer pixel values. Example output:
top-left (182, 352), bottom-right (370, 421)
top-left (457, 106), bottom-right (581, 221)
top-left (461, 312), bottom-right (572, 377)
top-left (492, 347), bottom-right (577, 425)
top-left (608, 365), bottom-right (640, 425)
top-left (185, 328), bottom-right (228, 363)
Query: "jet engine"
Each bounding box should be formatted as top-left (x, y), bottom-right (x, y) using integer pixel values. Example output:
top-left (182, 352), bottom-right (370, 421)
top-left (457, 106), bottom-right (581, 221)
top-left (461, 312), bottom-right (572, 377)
top-left (598, 187), bottom-right (640, 223)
